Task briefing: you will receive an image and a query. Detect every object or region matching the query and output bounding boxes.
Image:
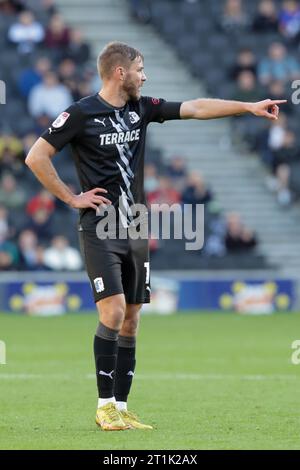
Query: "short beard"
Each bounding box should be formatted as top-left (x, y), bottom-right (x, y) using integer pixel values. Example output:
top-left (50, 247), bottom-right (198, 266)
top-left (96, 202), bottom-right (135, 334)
top-left (122, 79), bottom-right (139, 102)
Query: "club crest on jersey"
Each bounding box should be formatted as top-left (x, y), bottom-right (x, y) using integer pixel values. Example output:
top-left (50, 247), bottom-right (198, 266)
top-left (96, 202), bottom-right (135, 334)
top-left (129, 111), bottom-right (140, 124)
top-left (52, 112), bottom-right (70, 128)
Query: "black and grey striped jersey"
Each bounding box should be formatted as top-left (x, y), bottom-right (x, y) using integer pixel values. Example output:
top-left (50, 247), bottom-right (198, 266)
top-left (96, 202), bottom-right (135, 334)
top-left (41, 93), bottom-right (181, 229)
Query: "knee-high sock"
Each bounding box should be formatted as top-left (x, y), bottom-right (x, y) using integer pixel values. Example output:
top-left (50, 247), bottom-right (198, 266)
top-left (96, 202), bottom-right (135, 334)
top-left (114, 335), bottom-right (136, 402)
top-left (94, 322), bottom-right (119, 399)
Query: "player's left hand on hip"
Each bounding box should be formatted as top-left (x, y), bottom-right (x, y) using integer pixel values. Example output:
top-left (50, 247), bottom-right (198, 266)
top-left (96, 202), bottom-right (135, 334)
top-left (250, 99), bottom-right (287, 120)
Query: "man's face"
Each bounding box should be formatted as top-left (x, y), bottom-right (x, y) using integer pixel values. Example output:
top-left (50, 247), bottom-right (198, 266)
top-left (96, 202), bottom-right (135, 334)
top-left (122, 57), bottom-right (146, 101)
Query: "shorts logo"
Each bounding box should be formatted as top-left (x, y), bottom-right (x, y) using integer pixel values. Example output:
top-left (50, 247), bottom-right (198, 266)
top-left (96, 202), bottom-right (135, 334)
top-left (52, 112), bottom-right (70, 128)
top-left (94, 277), bottom-right (105, 293)
top-left (129, 111), bottom-right (140, 124)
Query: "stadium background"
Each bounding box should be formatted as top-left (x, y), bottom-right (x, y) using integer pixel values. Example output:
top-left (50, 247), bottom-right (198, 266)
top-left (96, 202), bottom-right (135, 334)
top-left (1, 0), bottom-right (300, 314)
top-left (1, 0), bottom-right (300, 450)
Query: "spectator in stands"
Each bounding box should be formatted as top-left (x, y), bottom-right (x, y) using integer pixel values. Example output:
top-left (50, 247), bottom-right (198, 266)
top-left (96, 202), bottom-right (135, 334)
top-left (144, 163), bottom-right (159, 194)
top-left (182, 171), bottom-right (213, 206)
top-left (219, 0), bottom-right (250, 34)
top-left (64, 28), bottom-right (90, 65)
top-left (0, 173), bottom-right (26, 209)
top-left (258, 42), bottom-right (300, 85)
top-left (261, 113), bottom-right (288, 168)
top-left (231, 71), bottom-right (262, 102)
top-left (44, 13), bottom-right (70, 49)
top-left (25, 207), bottom-right (53, 242)
top-left (58, 58), bottom-right (81, 100)
top-left (0, 133), bottom-right (24, 177)
top-left (0, 205), bottom-right (18, 270)
top-left (147, 176), bottom-right (181, 207)
top-left (26, 189), bottom-right (55, 217)
top-left (267, 129), bottom-right (299, 205)
top-left (252, 0), bottom-right (279, 33)
top-left (275, 164), bottom-right (292, 206)
top-left (43, 235), bottom-right (82, 271)
top-left (7, 10), bottom-right (45, 54)
top-left (166, 156), bottom-right (187, 192)
top-left (28, 71), bottom-right (72, 119)
top-left (231, 71), bottom-right (265, 149)
top-left (204, 202), bottom-right (227, 257)
top-left (17, 57), bottom-right (52, 99)
top-left (279, 0), bottom-right (300, 42)
top-left (26, 190), bottom-right (56, 242)
top-left (0, 237), bottom-right (19, 270)
top-left (0, 0), bottom-right (23, 15)
top-left (18, 229), bottom-right (48, 270)
top-left (230, 48), bottom-right (258, 80)
top-left (0, 205), bottom-right (10, 241)
top-left (225, 212), bottom-right (257, 253)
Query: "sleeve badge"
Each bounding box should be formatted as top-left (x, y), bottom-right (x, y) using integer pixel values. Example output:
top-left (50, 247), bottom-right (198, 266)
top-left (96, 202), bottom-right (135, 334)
top-left (52, 112), bottom-right (70, 128)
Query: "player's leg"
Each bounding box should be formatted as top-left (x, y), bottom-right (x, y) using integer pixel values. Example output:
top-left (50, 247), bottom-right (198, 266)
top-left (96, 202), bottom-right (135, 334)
top-left (94, 293), bottom-right (126, 407)
top-left (79, 231), bottom-right (129, 430)
top-left (115, 302), bottom-right (153, 430)
top-left (114, 302), bottom-right (142, 410)
top-left (114, 236), bottom-right (153, 429)
top-left (94, 294), bottom-right (130, 430)
top-left (94, 294), bottom-right (128, 431)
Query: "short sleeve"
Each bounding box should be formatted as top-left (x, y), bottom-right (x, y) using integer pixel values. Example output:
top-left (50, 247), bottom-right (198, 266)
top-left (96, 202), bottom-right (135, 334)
top-left (141, 96), bottom-right (182, 124)
top-left (41, 103), bottom-right (85, 151)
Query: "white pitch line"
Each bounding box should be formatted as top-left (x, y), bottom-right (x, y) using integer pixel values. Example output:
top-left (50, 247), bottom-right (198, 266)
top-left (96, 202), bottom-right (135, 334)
top-left (86, 373), bottom-right (299, 381)
top-left (0, 373), bottom-right (298, 381)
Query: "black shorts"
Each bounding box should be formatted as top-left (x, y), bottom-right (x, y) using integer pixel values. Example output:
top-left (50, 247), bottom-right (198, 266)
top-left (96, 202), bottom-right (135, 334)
top-left (79, 230), bottom-right (151, 304)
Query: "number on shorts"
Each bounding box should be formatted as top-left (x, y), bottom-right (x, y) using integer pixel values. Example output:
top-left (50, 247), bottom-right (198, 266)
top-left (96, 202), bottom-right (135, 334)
top-left (144, 262), bottom-right (150, 284)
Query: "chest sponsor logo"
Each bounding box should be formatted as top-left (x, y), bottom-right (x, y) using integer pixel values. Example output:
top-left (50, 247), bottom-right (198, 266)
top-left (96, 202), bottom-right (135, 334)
top-left (128, 111), bottom-right (140, 124)
top-left (52, 112), bottom-right (70, 128)
top-left (99, 129), bottom-right (140, 146)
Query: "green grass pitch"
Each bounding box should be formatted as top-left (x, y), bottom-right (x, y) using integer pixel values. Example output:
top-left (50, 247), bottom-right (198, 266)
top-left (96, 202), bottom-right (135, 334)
top-left (0, 311), bottom-right (300, 450)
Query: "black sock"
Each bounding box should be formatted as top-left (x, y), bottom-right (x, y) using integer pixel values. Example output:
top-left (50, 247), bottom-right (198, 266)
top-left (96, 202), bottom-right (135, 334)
top-left (94, 323), bottom-right (119, 399)
top-left (115, 336), bottom-right (136, 403)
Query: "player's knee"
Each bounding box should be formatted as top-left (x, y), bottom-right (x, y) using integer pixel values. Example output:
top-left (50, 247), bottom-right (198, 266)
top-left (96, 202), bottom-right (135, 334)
top-left (97, 295), bottom-right (126, 329)
top-left (126, 303), bottom-right (143, 316)
top-left (122, 316), bottom-right (139, 336)
top-left (122, 304), bottom-right (142, 335)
